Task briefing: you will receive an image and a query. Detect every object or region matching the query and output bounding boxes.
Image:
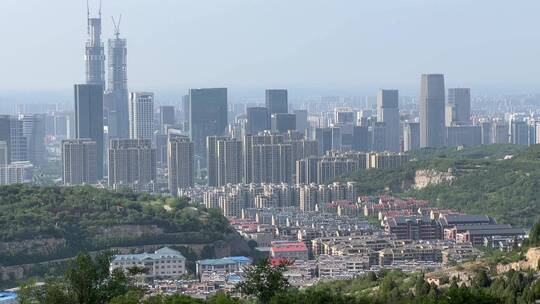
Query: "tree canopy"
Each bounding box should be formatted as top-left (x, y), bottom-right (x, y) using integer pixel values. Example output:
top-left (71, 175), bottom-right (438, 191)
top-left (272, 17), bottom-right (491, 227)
top-left (349, 144), bottom-right (540, 226)
top-left (0, 185), bottom-right (233, 266)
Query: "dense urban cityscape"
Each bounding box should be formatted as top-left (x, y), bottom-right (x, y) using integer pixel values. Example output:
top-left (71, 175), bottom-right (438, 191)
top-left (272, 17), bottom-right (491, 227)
top-left (2, 1), bottom-right (540, 304)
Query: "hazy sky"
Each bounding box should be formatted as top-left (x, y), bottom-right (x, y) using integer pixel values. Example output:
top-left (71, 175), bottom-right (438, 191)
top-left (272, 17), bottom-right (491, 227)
top-left (1, 0), bottom-right (539, 96)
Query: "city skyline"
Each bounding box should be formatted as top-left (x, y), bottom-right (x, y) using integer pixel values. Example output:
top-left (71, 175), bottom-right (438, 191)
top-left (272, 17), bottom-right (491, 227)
top-left (0, 0), bottom-right (539, 95)
top-left (2, 1), bottom-right (540, 299)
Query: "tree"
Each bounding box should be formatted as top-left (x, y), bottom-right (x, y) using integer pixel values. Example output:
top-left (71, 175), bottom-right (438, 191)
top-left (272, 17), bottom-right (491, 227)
top-left (19, 251), bottom-right (140, 304)
top-left (18, 279), bottom-right (71, 304)
top-left (529, 220), bottom-right (540, 246)
top-left (247, 240), bottom-right (258, 251)
top-left (236, 259), bottom-right (290, 304)
top-left (207, 293), bottom-right (241, 304)
top-left (473, 269), bottom-right (491, 288)
top-left (109, 290), bottom-right (144, 304)
top-left (379, 275), bottom-right (399, 302)
top-left (366, 271), bottom-right (378, 282)
top-left (414, 275), bottom-right (431, 296)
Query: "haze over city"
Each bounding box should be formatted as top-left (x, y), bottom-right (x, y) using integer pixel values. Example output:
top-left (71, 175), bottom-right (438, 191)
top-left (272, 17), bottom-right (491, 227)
top-left (3, 1), bottom-right (540, 303)
top-left (1, 0), bottom-right (539, 98)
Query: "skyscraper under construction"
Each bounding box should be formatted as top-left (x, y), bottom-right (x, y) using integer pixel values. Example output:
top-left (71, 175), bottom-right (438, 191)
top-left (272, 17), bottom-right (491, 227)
top-left (85, 5), bottom-right (105, 87)
top-left (105, 16), bottom-right (129, 138)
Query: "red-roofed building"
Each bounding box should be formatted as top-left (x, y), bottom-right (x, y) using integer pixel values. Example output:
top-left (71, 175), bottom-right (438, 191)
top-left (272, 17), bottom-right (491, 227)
top-left (270, 257), bottom-right (292, 266)
top-left (270, 241), bottom-right (309, 261)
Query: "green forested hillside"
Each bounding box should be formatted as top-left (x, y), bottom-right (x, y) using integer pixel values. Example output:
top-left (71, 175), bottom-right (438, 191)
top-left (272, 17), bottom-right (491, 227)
top-left (350, 144), bottom-right (540, 227)
top-left (0, 185), bottom-right (233, 266)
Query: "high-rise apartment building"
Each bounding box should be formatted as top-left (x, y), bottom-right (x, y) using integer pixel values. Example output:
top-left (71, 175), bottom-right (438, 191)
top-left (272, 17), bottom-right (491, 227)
top-left (217, 138), bottom-right (243, 186)
top-left (0, 116), bottom-right (11, 163)
top-left (295, 157), bottom-right (319, 185)
top-left (492, 122), bottom-right (509, 144)
top-left (446, 88), bottom-right (471, 125)
top-left (168, 135), bottom-right (194, 196)
top-left (62, 139), bottom-right (97, 185)
top-left (188, 88), bottom-right (228, 160)
top-left (317, 157), bottom-right (360, 184)
top-left (370, 123), bottom-right (386, 152)
top-left (480, 121), bottom-right (493, 145)
top-left (352, 126), bottom-right (370, 152)
top-left (535, 124), bottom-right (540, 146)
top-left (159, 106), bottom-right (176, 134)
top-left (334, 108), bottom-right (355, 124)
top-left (367, 152), bottom-right (410, 169)
top-left (403, 122), bottom-right (420, 152)
top-left (0, 161), bottom-right (34, 185)
top-left (289, 138), bottom-right (319, 161)
top-left (74, 84), bottom-right (104, 179)
top-left (129, 92), bottom-right (154, 140)
top-left (155, 134), bottom-right (168, 166)
top-left (252, 143), bottom-right (293, 184)
top-left (104, 25), bottom-right (129, 138)
top-left (510, 120), bottom-right (529, 146)
top-left (207, 136), bottom-right (243, 187)
top-left (243, 132), bottom-right (284, 183)
top-left (244, 131), bottom-right (316, 184)
top-left (377, 89), bottom-right (400, 152)
top-left (293, 109), bottom-right (309, 133)
top-left (271, 113), bottom-right (296, 133)
top-left (445, 125), bottom-right (482, 147)
top-left (54, 115), bottom-right (68, 138)
top-left (265, 89), bottom-right (288, 114)
top-left (0, 141), bottom-right (8, 166)
top-left (311, 127), bottom-right (341, 154)
top-left (108, 139), bottom-right (156, 189)
top-left (182, 94), bottom-right (190, 131)
top-left (246, 107), bottom-right (270, 135)
top-left (21, 114), bottom-right (46, 166)
top-left (420, 74), bottom-right (445, 148)
top-left (312, 128), bottom-right (333, 155)
top-left (206, 136), bottom-right (228, 187)
top-left (0, 116), bottom-right (27, 163)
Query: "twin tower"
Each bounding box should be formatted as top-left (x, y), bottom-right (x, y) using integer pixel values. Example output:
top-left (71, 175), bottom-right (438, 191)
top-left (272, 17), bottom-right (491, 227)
top-left (85, 5), bottom-right (129, 139)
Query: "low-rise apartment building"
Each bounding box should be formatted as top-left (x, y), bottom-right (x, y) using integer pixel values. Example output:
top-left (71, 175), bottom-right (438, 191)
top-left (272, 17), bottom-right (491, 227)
top-left (110, 247), bottom-right (186, 278)
top-left (270, 241), bottom-right (309, 261)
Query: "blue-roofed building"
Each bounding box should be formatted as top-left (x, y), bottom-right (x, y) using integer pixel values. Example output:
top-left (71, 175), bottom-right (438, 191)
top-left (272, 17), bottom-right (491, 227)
top-left (110, 247), bottom-right (186, 278)
top-left (225, 256), bottom-right (252, 265)
top-left (226, 273), bottom-right (243, 284)
top-left (0, 291), bottom-right (17, 304)
top-left (196, 256), bottom-right (252, 279)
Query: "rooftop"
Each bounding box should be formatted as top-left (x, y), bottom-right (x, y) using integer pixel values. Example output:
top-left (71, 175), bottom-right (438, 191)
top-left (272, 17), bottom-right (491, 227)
top-left (453, 224), bottom-right (512, 231)
top-left (113, 247), bottom-right (185, 262)
top-left (0, 292), bottom-right (17, 301)
top-left (197, 258), bottom-right (238, 266)
top-left (466, 228), bottom-right (526, 236)
top-left (271, 241), bottom-right (308, 253)
top-left (442, 214), bottom-right (492, 224)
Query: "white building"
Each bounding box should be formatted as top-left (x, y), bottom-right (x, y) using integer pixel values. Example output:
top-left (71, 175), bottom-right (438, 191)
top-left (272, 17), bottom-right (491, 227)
top-left (317, 255), bottom-right (369, 279)
top-left (110, 247), bottom-right (186, 278)
top-left (129, 92), bottom-right (154, 140)
top-left (0, 161), bottom-right (34, 185)
top-left (0, 140), bottom-right (34, 185)
top-left (196, 256), bottom-right (252, 281)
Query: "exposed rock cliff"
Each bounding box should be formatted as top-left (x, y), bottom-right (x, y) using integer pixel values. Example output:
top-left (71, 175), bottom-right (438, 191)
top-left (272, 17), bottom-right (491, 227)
top-left (414, 169), bottom-right (455, 189)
